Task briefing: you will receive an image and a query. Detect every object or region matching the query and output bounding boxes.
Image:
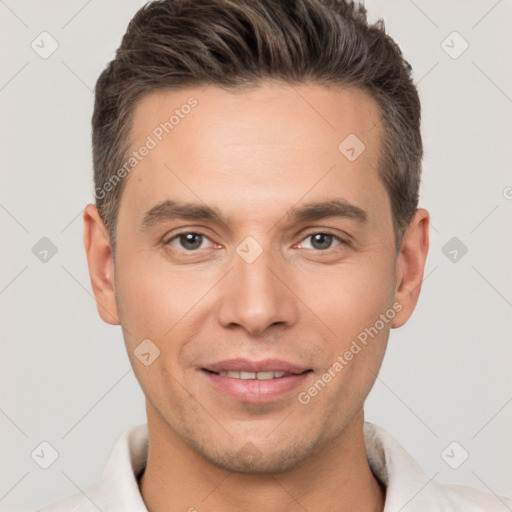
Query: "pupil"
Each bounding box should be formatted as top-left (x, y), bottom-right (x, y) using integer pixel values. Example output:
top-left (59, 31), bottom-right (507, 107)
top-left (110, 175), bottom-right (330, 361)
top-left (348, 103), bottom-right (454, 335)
top-left (312, 233), bottom-right (332, 250)
top-left (178, 233), bottom-right (332, 251)
top-left (181, 233), bottom-right (202, 250)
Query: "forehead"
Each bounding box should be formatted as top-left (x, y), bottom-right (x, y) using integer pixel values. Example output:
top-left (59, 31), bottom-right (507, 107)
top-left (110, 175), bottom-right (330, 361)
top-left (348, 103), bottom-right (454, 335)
top-left (120, 83), bottom-right (387, 227)
top-left (130, 83), bottom-right (381, 154)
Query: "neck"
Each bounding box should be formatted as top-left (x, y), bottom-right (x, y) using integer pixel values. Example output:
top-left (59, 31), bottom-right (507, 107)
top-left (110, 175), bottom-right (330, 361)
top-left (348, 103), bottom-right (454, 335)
top-left (138, 406), bottom-right (385, 512)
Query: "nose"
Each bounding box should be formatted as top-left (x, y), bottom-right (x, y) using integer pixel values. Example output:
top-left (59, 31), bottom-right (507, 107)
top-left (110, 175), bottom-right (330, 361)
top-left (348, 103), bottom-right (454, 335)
top-left (216, 245), bottom-right (299, 336)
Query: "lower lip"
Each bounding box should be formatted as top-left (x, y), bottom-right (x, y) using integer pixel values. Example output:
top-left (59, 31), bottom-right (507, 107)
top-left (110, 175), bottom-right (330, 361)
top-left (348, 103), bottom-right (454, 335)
top-left (201, 370), bottom-right (312, 403)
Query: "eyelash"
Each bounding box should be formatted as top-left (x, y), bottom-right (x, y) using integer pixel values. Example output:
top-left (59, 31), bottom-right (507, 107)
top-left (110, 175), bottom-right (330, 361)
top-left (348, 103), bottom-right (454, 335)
top-left (164, 230), bottom-right (347, 252)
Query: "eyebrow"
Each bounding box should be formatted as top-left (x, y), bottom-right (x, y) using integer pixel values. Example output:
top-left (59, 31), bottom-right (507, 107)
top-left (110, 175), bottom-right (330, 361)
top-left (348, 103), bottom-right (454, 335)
top-left (140, 198), bottom-right (368, 231)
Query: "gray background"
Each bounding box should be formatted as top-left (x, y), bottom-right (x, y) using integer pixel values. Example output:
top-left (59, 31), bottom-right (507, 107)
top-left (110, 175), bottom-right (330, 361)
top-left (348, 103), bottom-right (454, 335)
top-left (1, 0), bottom-right (511, 510)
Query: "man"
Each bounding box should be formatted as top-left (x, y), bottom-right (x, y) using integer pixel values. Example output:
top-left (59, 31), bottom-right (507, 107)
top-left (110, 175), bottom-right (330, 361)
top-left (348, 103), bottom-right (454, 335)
top-left (39, 0), bottom-right (512, 510)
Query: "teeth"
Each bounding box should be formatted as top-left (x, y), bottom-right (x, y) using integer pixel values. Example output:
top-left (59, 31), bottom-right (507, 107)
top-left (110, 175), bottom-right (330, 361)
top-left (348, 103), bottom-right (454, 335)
top-left (217, 371), bottom-right (287, 380)
top-left (257, 371), bottom-right (286, 380)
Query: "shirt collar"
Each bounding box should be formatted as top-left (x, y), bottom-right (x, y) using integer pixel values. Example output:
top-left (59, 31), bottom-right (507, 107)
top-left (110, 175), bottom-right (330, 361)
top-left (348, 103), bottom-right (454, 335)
top-left (78, 421), bottom-right (507, 511)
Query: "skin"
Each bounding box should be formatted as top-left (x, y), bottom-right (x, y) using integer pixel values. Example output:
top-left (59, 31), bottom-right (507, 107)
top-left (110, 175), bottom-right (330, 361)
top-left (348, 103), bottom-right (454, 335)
top-left (84, 83), bottom-right (429, 512)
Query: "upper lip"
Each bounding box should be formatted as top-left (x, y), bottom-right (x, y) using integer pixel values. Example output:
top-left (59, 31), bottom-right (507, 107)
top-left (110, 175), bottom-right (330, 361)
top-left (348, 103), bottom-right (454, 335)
top-left (202, 358), bottom-right (311, 375)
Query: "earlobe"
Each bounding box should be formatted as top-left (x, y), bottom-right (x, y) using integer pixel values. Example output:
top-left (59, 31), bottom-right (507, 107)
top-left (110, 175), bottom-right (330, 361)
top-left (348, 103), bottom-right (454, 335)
top-left (83, 204), bottom-right (120, 325)
top-left (391, 208), bottom-right (430, 329)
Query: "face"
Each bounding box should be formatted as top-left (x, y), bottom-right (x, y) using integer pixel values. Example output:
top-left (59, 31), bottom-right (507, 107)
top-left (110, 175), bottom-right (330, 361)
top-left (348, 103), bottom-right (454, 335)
top-left (85, 83), bottom-right (428, 473)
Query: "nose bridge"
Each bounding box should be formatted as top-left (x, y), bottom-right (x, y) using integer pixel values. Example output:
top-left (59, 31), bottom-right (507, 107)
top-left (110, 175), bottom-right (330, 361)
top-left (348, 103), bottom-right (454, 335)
top-left (216, 236), bottom-right (298, 335)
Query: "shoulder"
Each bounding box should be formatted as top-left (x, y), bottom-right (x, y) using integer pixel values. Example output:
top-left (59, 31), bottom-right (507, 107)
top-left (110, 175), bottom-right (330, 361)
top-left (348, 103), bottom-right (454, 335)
top-left (364, 421), bottom-right (512, 512)
top-left (36, 423), bottom-right (149, 512)
top-left (427, 479), bottom-right (512, 511)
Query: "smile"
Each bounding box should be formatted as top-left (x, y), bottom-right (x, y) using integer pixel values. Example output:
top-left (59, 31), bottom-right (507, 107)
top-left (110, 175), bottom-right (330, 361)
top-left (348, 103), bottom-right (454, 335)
top-left (213, 370), bottom-right (289, 380)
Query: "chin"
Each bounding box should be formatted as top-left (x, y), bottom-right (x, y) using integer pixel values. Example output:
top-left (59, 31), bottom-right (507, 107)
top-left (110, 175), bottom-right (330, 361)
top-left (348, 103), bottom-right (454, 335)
top-left (195, 436), bottom-right (319, 475)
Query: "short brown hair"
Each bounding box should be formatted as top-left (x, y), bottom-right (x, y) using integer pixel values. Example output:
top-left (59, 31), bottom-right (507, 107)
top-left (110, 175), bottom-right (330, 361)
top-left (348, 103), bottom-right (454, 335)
top-left (92, 0), bottom-right (422, 257)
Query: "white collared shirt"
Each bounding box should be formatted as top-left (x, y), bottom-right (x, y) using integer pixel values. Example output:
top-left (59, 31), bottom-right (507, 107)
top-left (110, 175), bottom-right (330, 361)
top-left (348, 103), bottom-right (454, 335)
top-left (38, 422), bottom-right (512, 511)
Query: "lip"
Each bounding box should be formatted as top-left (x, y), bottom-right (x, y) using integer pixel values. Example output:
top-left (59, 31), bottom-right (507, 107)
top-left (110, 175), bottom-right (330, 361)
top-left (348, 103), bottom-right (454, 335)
top-left (202, 358), bottom-right (310, 375)
top-left (201, 358), bottom-right (312, 404)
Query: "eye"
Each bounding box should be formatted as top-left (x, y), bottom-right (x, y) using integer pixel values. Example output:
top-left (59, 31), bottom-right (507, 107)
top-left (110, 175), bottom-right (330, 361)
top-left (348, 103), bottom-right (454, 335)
top-left (298, 232), bottom-right (344, 251)
top-left (166, 232), bottom-right (212, 251)
top-left (164, 230), bottom-right (346, 253)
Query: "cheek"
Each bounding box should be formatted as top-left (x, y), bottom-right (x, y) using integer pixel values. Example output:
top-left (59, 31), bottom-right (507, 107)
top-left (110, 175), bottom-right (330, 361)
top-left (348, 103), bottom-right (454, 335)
top-left (115, 261), bottom-right (194, 397)
top-left (312, 256), bottom-right (397, 336)
top-left (324, 257), bottom-right (395, 395)
top-left (114, 251), bottom-right (182, 341)
top-left (114, 249), bottom-right (216, 373)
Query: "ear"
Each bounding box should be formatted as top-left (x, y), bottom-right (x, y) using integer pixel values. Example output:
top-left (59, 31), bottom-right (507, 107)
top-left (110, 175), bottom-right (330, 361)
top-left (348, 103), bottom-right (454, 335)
top-left (391, 208), bottom-right (430, 328)
top-left (83, 204), bottom-right (120, 325)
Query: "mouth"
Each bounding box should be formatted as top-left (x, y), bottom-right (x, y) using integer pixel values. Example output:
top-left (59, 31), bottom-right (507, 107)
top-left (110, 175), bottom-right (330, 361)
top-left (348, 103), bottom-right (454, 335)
top-left (202, 358), bottom-right (311, 375)
top-left (200, 358), bottom-right (313, 403)
top-left (202, 369), bottom-right (308, 380)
